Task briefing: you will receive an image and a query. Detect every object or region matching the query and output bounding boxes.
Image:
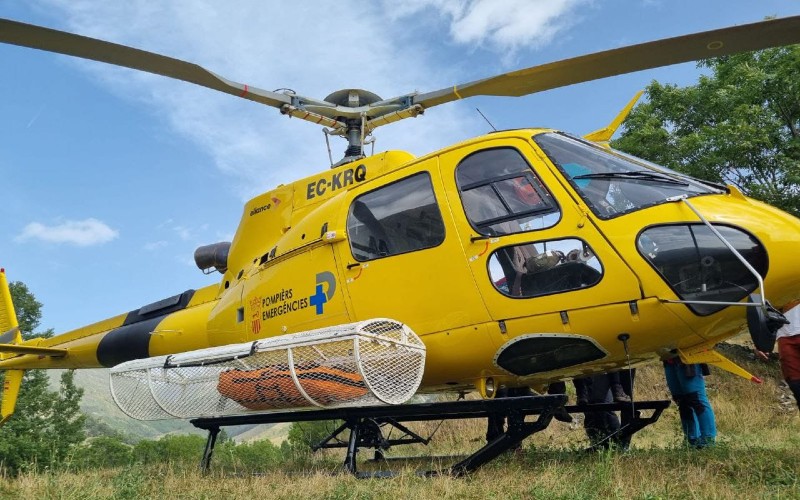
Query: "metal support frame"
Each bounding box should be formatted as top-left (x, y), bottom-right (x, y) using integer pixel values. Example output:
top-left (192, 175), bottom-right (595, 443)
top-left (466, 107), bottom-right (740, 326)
top-left (200, 426), bottom-right (220, 474)
top-left (191, 396), bottom-right (669, 477)
top-left (313, 418), bottom-right (430, 451)
top-left (577, 401), bottom-right (668, 451)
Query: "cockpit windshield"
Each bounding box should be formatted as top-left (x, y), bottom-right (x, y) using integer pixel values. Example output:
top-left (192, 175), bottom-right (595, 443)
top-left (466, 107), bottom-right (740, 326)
top-left (534, 133), bottom-right (722, 219)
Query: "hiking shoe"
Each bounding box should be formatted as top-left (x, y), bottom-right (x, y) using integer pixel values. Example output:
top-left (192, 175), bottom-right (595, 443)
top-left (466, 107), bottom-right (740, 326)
top-left (612, 384), bottom-right (631, 403)
top-left (553, 407), bottom-right (573, 423)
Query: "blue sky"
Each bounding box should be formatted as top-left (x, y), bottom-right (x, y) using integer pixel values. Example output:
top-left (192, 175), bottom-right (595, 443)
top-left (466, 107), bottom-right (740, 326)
top-left (1, 0), bottom-right (798, 334)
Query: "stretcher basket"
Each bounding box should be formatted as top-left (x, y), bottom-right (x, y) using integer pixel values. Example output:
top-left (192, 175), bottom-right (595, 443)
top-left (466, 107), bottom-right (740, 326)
top-left (109, 318), bottom-right (426, 420)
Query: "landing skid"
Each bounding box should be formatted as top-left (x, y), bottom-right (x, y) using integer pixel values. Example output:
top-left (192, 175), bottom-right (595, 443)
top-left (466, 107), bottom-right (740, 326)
top-left (191, 396), bottom-right (670, 477)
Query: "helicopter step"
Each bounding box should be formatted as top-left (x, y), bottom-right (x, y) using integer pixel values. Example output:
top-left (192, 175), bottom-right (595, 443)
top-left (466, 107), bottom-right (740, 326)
top-left (191, 396), bottom-right (670, 477)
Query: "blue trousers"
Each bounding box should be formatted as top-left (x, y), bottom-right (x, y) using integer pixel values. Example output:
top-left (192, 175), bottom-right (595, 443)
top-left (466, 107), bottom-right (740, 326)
top-left (663, 362), bottom-right (716, 447)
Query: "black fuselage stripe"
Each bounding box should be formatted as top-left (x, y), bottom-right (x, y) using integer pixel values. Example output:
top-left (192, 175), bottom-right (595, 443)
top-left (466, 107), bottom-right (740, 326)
top-left (96, 316), bottom-right (162, 367)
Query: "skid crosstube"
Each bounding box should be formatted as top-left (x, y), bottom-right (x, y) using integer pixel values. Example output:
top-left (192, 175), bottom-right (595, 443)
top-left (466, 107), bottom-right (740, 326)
top-left (191, 396), bottom-right (670, 477)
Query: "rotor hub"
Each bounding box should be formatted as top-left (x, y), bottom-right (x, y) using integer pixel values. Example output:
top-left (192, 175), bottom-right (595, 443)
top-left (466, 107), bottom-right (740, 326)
top-left (323, 89), bottom-right (383, 109)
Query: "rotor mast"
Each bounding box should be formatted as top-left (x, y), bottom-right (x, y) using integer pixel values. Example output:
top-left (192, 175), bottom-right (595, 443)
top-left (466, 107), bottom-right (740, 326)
top-left (321, 89), bottom-right (392, 167)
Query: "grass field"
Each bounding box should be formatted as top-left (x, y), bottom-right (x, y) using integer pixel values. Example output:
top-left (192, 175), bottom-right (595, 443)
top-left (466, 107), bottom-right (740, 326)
top-left (3, 339), bottom-right (798, 499)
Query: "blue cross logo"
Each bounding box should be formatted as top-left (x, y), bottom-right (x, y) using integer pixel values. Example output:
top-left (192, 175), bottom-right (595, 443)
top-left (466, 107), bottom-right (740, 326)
top-left (309, 284), bottom-right (327, 314)
top-left (309, 271), bottom-right (336, 315)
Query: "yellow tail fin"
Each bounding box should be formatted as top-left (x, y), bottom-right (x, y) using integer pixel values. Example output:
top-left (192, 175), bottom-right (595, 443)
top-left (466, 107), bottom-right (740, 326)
top-left (0, 269), bottom-right (25, 424)
top-left (1, 370), bottom-right (23, 425)
top-left (0, 269), bottom-right (21, 348)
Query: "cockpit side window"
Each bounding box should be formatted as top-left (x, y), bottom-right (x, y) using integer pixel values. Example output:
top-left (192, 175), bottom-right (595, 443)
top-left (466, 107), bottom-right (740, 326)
top-left (347, 172), bottom-right (445, 262)
top-left (456, 148), bottom-right (560, 235)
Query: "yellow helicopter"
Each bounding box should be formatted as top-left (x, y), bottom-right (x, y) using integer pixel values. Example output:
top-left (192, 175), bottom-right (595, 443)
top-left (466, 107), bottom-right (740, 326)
top-left (1, 16), bottom-right (800, 472)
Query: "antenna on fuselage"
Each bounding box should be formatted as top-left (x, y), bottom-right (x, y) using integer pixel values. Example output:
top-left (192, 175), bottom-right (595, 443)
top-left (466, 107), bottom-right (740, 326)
top-left (476, 108), bottom-right (497, 132)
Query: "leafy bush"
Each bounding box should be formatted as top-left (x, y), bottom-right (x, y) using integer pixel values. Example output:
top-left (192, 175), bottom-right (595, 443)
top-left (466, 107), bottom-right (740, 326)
top-left (222, 439), bottom-right (283, 472)
top-left (71, 436), bottom-right (132, 469)
top-left (132, 434), bottom-right (207, 466)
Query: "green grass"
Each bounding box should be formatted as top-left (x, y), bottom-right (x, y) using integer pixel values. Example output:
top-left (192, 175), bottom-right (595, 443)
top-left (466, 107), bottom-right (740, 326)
top-left (4, 443), bottom-right (798, 500)
top-left (7, 338), bottom-right (798, 499)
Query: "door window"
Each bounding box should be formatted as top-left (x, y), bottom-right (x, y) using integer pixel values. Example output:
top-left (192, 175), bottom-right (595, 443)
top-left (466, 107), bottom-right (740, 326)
top-left (347, 173), bottom-right (445, 262)
top-left (456, 148), bottom-right (559, 235)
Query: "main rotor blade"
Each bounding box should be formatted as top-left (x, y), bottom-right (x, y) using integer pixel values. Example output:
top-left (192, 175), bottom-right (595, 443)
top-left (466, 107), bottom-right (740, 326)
top-left (0, 18), bottom-right (292, 109)
top-left (414, 16), bottom-right (800, 109)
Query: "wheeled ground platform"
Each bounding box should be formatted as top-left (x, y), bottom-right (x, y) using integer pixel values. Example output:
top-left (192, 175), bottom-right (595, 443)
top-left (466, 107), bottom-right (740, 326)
top-left (191, 396), bottom-right (670, 477)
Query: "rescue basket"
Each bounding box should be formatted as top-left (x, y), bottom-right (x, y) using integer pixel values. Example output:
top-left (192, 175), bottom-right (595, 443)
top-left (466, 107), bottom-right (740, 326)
top-left (109, 318), bottom-right (426, 420)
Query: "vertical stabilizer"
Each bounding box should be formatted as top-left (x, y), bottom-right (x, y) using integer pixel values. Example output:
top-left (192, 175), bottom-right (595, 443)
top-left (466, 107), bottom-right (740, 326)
top-left (0, 269), bottom-right (21, 344)
top-left (0, 269), bottom-right (22, 355)
top-left (0, 370), bottom-right (23, 424)
top-left (0, 269), bottom-right (24, 425)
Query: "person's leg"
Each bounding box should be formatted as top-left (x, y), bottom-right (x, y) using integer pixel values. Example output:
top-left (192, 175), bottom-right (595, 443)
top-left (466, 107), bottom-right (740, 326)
top-left (788, 380), bottom-right (800, 411)
top-left (547, 381), bottom-right (572, 422)
top-left (608, 371), bottom-right (631, 403)
top-left (664, 362), bottom-right (700, 444)
top-left (584, 374), bottom-right (619, 448)
top-left (574, 377), bottom-right (589, 405)
top-left (618, 369), bottom-right (635, 399)
top-left (616, 369), bottom-right (636, 449)
top-left (778, 336), bottom-right (800, 411)
top-left (682, 368), bottom-right (716, 447)
top-left (663, 361), bottom-right (681, 394)
top-left (486, 387), bottom-right (509, 442)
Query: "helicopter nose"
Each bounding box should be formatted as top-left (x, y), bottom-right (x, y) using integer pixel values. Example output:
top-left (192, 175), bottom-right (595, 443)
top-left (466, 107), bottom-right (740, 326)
top-left (749, 203), bottom-right (800, 307)
top-left (637, 220), bottom-right (768, 316)
top-left (703, 195), bottom-right (800, 308)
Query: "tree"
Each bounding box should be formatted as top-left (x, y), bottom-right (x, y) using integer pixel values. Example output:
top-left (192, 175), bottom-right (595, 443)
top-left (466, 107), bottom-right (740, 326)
top-left (7, 281), bottom-right (51, 340)
top-left (0, 282), bottom-right (85, 473)
top-left (612, 46), bottom-right (800, 216)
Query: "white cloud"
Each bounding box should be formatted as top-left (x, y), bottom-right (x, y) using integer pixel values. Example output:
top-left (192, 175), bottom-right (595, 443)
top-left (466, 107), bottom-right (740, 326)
top-left (35, 1), bottom-right (482, 200)
top-left (16, 218), bottom-right (119, 246)
top-left (30, 1), bottom-right (583, 200)
top-left (389, 0), bottom-right (586, 54)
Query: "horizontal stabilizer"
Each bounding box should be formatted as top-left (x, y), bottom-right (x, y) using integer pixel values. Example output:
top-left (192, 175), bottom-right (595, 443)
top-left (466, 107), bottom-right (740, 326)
top-left (0, 269), bottom-right (20, 341)
top-left (0, 343), bottom-right (67, 357)
top-left (0, 326), bottom-right (19, 344)
top-left (678, 347), bottom-right (762, 383)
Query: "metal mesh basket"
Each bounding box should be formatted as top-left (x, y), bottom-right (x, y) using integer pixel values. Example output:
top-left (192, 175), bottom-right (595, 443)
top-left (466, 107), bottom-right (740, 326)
top-left (109, 318), bottom-right (426, 420)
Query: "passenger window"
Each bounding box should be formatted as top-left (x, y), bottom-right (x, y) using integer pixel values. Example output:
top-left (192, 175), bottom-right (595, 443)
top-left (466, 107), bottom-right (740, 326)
top-left (347, 173), bottom-right (445, 262)
top-left (488, 238), bottom-right (602, 297)
top-left (456, 148), bottom-right (559, 235)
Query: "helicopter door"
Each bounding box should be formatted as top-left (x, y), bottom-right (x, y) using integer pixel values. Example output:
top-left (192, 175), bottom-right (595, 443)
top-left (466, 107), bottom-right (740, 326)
top-left (336, 159), bottom-right (491, 335)
top-left (440, 140), bottom-right (641, 321)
